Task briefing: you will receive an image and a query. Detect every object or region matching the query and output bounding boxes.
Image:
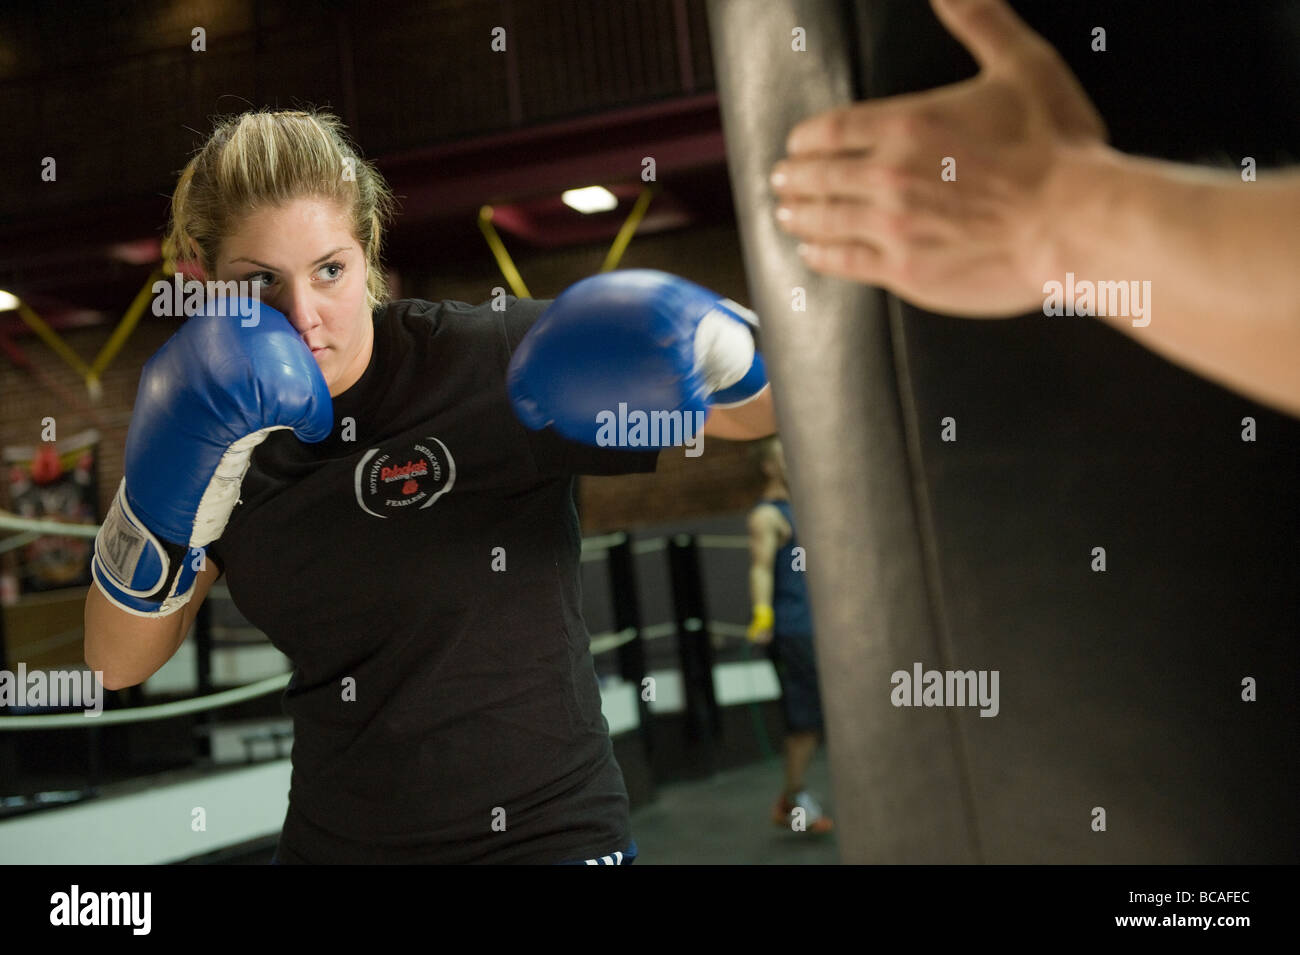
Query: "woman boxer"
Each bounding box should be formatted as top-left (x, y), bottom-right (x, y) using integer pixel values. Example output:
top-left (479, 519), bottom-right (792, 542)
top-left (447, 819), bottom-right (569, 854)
top-left (83, 109), bottom-right (774, 863)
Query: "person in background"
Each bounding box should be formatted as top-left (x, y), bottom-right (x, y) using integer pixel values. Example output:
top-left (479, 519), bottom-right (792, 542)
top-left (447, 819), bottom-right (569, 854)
top-left (746, 435), bottom-right (832, 835)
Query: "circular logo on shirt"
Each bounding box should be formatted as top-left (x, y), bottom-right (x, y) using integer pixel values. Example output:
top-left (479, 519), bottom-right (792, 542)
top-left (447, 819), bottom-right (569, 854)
top-left (353, 438), bottom-right (456, 518)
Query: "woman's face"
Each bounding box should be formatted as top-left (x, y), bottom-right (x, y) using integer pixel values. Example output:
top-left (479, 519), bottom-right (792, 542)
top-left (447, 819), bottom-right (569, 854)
top-left (216, 197), bottom-right (372, 397)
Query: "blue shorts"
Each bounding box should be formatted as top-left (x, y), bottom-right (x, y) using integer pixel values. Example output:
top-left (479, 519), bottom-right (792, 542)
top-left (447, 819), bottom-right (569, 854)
top-left (767, 632), bottom-right (824, 732)
top-left (269, 839), bottom-right (638, 865)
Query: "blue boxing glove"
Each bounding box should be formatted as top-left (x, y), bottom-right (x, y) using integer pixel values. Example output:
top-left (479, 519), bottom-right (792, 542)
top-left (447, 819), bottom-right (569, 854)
top-left (507, 270), bottom-right (767, 448)
top-left (92, 300), bottom-right (332, 616)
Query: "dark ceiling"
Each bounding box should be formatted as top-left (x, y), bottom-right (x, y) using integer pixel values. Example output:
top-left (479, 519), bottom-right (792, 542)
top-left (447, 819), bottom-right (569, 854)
top-left (0, 0), bottom-right (734, 334)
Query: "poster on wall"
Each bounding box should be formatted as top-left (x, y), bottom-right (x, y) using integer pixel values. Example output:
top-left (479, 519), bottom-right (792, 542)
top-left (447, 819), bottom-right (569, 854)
top-left (3, 429), bottom-right (100, 594)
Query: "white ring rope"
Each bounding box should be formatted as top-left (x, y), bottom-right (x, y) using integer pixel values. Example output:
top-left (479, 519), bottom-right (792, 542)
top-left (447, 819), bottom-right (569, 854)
top-left (695, 534), bottom-right (749, 549)
top-left (0, 510), bottom-right (100, 539)
top-left (0, 531), bottom-right (41, 555)
top-left (0, 672), bottom-right (291, 731)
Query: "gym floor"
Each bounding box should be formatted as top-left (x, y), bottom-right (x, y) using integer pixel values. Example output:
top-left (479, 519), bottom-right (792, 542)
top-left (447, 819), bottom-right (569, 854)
top-left (629, 749), bottom-right (838, 865)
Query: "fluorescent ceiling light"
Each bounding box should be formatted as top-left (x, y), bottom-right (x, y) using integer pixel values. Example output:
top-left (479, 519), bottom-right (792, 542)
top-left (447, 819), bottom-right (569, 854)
top-left (562, 186), bottom-right (618, 214)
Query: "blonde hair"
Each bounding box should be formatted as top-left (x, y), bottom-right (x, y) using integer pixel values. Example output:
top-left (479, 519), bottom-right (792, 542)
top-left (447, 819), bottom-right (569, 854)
top-left (163, 109), bottom-right (397, 311)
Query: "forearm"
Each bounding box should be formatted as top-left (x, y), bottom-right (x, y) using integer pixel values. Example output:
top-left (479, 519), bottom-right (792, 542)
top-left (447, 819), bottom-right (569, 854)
top-left (1040, 142), bottom-right (1300, 416)
top-left (84, 585), bottom-right (186, 690)
top-left (704, 385), bottom-right (777, 440)
top-left (749, 562), bottom-right (775, 608)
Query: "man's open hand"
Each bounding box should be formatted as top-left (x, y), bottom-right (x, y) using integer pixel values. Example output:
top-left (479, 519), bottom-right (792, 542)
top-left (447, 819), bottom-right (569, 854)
top-left (771, 0), bottom-right (1108, 316)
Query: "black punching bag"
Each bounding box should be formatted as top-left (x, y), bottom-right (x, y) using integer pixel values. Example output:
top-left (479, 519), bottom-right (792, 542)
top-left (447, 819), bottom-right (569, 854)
top-left (707, 0), bottom-right (1300, 863)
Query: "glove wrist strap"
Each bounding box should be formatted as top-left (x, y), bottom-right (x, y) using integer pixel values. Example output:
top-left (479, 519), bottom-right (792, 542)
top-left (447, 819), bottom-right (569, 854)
top-left (91, 479), bottom-right (198, 618)
top-left (696, 300), bottom-right (767, 407)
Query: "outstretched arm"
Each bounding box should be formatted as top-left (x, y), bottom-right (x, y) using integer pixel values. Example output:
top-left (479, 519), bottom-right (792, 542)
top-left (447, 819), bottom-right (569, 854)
top-left (772, 0), bottom-right (1300, 417)
top-left (1040, 146), bottom-right (1300, 417)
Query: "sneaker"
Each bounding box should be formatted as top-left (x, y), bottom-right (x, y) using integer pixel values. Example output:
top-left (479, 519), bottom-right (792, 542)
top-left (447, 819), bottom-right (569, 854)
top-left (771, 794), bottom-right (795, 827)
top-left (773, 790), bottom-right (834, 834)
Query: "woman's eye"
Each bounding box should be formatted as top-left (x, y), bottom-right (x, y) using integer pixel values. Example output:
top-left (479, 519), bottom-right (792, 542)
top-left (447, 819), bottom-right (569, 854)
top-left (243, 265), bottom-right (341, 288)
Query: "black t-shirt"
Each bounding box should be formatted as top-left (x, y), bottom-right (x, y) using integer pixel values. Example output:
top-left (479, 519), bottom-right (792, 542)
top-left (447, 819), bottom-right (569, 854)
top-left (206, 296), bottom-right (658, 863)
